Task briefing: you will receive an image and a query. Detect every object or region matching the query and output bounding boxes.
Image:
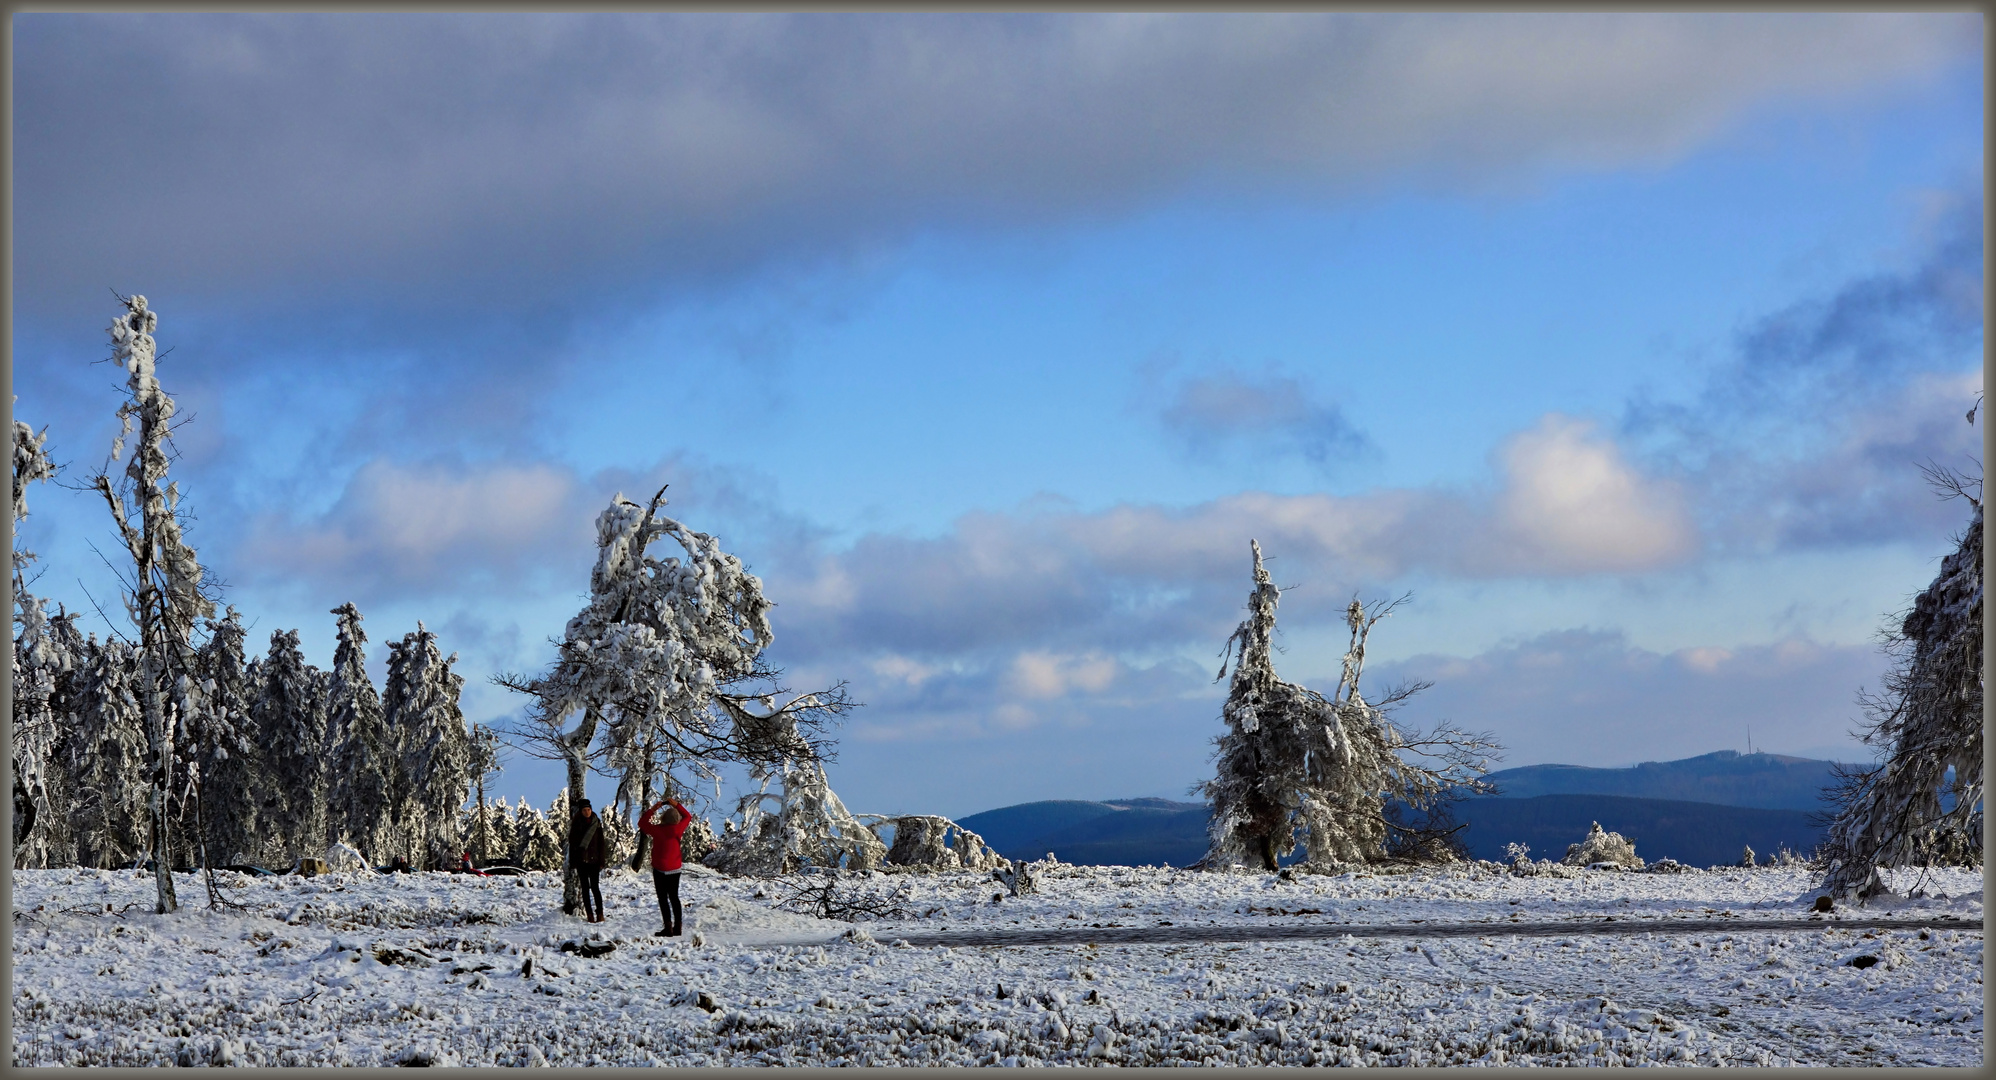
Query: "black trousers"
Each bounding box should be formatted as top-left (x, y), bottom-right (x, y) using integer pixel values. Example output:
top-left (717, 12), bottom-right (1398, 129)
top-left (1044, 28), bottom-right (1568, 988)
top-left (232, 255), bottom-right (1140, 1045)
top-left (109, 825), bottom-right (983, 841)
top-left (652, 869), bottom-right (682, 934)
top-left (577, 865), bottom-right (603, 920)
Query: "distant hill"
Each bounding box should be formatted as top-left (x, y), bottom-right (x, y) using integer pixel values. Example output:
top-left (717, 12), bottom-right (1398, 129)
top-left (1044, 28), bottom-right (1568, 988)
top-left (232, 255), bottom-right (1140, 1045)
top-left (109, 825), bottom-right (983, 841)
top-left (958, 798), bottom-right (1208, 868)
top-left (957, 750), bottom-right (1854, 869)
top-left (1451, 793), bottom-right (1823, 867)
top-left (1482, 751), bottom-right (1846, 811)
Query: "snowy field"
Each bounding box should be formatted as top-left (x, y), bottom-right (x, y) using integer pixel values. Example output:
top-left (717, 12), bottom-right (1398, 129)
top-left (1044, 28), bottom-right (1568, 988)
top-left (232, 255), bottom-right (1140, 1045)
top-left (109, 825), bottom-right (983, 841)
top-left (11, 861), bottom-right (1983, 1066)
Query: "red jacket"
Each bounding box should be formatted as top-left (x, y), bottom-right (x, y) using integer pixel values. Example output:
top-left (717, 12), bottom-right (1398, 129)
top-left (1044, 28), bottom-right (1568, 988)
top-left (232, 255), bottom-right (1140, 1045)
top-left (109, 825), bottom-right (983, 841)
top-left (638, 800), bottom-right (692, 872)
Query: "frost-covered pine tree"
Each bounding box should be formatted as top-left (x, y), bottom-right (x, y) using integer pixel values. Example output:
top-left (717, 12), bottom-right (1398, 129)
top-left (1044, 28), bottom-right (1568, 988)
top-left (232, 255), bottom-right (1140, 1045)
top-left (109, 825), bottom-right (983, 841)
top-left (1199, 540), bottom-right (1497, 871)
top-left (384, 622), bottom-right (474, 869)
top-left (189, 609), bottom-right (259, 868)
top-left (324, 602), bottom-right (395, 863)
top-left (463, 725), bottom-right (503, 864)
top-left (253, 629), bottom-right (329, 867)
top-left (11, 411), bottom-right (67, 864)
top-left (65, 637), bottom-right (152, 869)
top-left (1819, 465), bottom-right (1983, 900)
top-left (513, 799), bottom-right (563, 871)
top-left (88, 295), bottom-right (219, 912)
top-left (499, 488), bottom-right (849, 909)
top-left (12, 596), bottom-right (86, 868)
top-left (12, 413), bottom-right (58, 577)
top-left (482, 796), bottom-right (519, 865)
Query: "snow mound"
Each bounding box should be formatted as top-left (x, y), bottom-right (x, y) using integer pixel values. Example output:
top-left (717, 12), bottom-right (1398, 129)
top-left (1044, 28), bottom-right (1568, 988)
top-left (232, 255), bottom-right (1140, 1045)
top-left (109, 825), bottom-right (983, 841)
top-left (1562, 821), bottom-right (1643, 870)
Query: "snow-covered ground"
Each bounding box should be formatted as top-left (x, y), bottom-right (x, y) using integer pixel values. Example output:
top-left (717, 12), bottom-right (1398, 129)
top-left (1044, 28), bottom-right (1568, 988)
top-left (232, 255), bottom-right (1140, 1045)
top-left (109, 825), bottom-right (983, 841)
top-left (11, 861), bottom-right (1983, 1066)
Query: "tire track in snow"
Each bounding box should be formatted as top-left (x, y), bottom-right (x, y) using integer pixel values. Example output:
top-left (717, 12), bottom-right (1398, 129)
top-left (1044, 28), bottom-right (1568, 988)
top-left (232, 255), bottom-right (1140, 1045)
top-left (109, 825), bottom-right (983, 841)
top-left (876, 915), bottom-right (1979, 948)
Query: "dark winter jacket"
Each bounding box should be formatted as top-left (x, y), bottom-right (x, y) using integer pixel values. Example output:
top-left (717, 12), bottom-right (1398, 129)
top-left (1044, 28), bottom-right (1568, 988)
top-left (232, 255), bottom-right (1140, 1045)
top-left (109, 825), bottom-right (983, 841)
top-left (570, 813), bottom-right (608, 869)
top-left (638, 800), bottom-right (691, 872)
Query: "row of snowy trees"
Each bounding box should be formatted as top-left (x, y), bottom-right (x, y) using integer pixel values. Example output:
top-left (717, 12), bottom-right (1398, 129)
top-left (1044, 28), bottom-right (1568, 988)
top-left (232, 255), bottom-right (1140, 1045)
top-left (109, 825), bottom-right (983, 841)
top-left (464, 790), bottom-right (660, 872)
top-left (12, 595), bottom-right (488, 874)
top-left (9, 297), bottom-right (488, 911)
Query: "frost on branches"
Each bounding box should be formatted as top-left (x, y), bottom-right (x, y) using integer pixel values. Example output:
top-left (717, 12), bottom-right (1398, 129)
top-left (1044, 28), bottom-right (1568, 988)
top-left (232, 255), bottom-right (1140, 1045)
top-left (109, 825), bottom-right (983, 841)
top-left (499, 488), bottom-right (851, 911)
top-left (253, 629), bottom-right (330, 866)
top-left (1563, 822), bottom-right (1644, 870)
top-left (10, 295), bottom-right (480, 894)
top-left (385, 623), bottom-right (476, 870)
top-left (879, 815), bottom-right (1008, 873)
top-left (707, 752), bottom-right (887, 876)
top-left (11, 409), bottom-right (65, 860)
top-left (326, 603), bottom-right (395, 863)
top-left (87, 295), bottom-right (220, 913)
top-left (1819, 473), bottom-right (1983, 901)
top-left (1198, 540), bottom-right (1497, 872)
top-left (12, 596), bottom-right (86, 868)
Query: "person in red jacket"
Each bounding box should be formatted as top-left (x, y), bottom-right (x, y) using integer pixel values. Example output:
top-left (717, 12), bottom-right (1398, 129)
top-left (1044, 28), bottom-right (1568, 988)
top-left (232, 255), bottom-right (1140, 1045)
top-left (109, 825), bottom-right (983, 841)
top-left (637, 798), bottom-right (692, 937)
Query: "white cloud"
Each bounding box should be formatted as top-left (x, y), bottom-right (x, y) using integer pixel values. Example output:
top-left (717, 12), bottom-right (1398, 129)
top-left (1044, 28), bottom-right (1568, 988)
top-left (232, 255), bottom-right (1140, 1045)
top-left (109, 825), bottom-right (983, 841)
top-left (1006, 651), bottom-right (1121, 700)
top-left (766, 412), bottom-right (1701, 663)
top-left (240, 459), bottom-right (590, 594)
top-left (1493, 414), bottom-right (1697, 573)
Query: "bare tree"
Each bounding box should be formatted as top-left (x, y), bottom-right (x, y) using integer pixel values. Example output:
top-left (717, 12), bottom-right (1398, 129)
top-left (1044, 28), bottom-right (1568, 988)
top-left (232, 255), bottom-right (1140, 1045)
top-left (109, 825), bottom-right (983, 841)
top-left (1817, 455), bottom-right (1982, 900)
top-left (1198, 540), bottom-right (1498, 871)
top-left (497, 487), bottom-right (847, 912)
top-left (88, 295), bottom-right (219, 913)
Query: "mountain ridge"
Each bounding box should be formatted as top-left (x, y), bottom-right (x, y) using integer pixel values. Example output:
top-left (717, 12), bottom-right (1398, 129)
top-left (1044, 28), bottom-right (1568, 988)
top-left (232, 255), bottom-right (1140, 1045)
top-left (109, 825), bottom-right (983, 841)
top-left (957, 750), bottom-right (1849, 868)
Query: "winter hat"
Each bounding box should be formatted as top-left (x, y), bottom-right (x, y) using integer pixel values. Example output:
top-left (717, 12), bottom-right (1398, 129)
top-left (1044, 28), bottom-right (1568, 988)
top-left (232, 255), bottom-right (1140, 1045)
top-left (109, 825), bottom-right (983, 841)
top-left (578, 799), bottom-right (592, 809)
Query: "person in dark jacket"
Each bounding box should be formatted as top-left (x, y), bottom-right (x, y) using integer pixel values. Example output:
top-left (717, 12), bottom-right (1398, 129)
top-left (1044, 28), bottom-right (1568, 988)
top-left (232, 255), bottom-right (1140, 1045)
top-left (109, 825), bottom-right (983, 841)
top-left (637, 798), bottom-right (692, 937)
top-left (570, 799), bottom-right (610, 923)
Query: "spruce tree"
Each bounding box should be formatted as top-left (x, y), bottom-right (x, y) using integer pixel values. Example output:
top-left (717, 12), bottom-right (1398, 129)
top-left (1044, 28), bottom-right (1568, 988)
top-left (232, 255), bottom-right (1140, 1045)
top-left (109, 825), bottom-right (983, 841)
top-left (66, 638), bottom-right (151, 869)
top-left (191, 609), bottom-right (259, 868)
top-left (385, 622), bottom-right (473, 868)
top-left (324, 602), bottom-right (395, 862)
top-left (254, 629), bottom-right (328, 867)
top-left (12, 595), bottom-right (84, 868)
top-left (11, 412), bottom-right (63, 863)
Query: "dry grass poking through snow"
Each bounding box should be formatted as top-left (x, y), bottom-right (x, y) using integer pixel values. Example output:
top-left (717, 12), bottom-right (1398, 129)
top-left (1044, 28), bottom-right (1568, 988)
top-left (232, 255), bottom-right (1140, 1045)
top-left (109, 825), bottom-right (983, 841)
top-left (10, 862), bottom-right (1983, 1066)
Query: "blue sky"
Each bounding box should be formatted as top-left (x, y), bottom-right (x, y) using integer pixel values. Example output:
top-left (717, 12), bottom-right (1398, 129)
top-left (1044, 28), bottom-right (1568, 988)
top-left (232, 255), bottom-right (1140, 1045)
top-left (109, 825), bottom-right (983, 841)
top-left (11, 13), bottom-right (1985, 820)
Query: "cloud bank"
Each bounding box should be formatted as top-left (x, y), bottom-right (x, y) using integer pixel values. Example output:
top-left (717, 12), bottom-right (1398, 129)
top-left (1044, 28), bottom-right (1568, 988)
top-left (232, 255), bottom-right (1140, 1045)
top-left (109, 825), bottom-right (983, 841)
top-left (16, 13), bottom-right (1973, 320)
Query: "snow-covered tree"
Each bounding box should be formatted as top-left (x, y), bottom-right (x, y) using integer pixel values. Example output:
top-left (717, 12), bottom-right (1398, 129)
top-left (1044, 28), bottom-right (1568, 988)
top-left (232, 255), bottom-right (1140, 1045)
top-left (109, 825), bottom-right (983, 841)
top-left (1199, 540), bottom-right (1497, 871)
top-left (188, 609), bottom-right (259, 869)
top-left (12, 596), bottom-right (85, 868)
top-left (66, 637), bottom-right (152, 869)
top-left (463, 725), bottom-right (504, 864)
top-left (1819, 468), bottom-right (1983, 900)
top-left (253, 629), bottom-right (328, 867)
top-left (324, 602), bottom-right (396, 862)
top-left (707, 755), bottom-right (888, 875)
top-left (498, 488), bottom-right (850, 910)
top-left (878, 815), bottom-right (1008, 872)
top-left (479, 794), bottom-right (518, 862)
top-left (87, 295), bottom-right (221, 912)
top-left (11, 410), bottom-right (66, 864)
top-left (12, 413), bottom-right (58, 579)
top-left (385, 622), bottom-right (474, 869)
top-left (513, 799), bottom-right (563, 871)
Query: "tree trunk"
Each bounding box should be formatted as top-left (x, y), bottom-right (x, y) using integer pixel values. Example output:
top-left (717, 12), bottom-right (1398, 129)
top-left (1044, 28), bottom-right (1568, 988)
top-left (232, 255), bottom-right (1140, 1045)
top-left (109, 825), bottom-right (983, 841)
top-left (474, 775), bottom-right (488, 864)
top-left (558, 704), bottom-right (601, 916)
top-left (140, 647), bottom-right (178, 913)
